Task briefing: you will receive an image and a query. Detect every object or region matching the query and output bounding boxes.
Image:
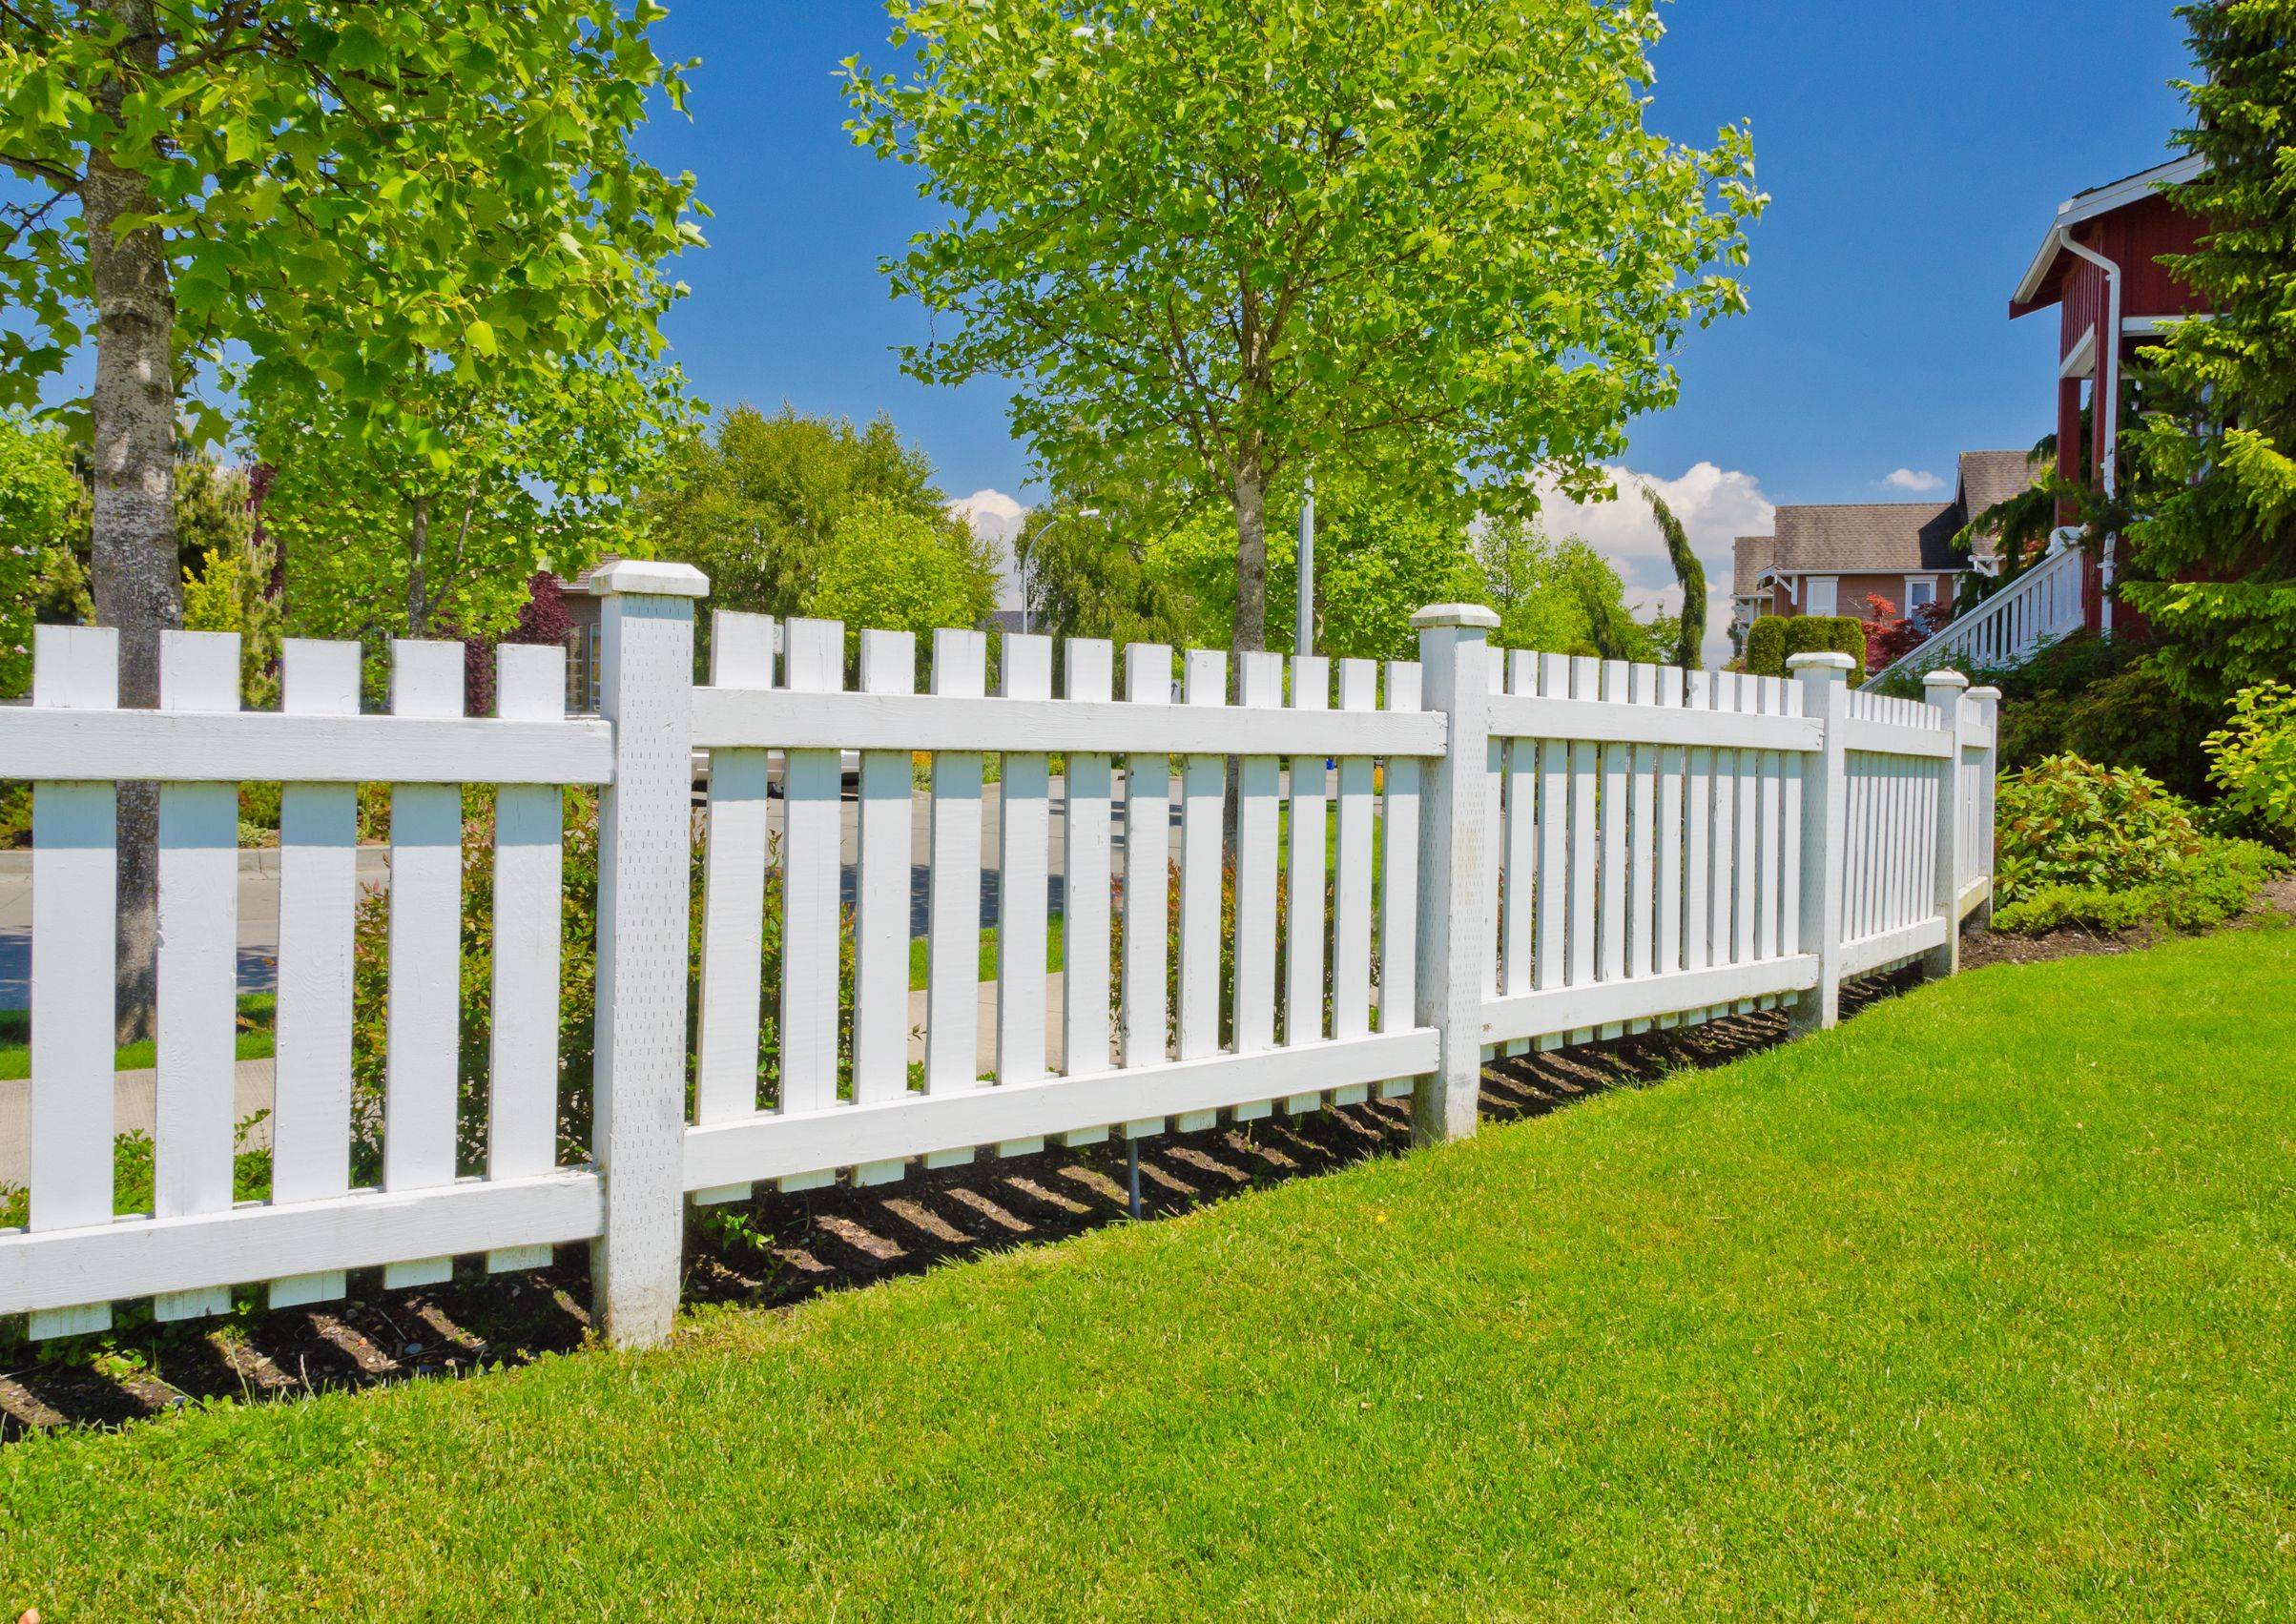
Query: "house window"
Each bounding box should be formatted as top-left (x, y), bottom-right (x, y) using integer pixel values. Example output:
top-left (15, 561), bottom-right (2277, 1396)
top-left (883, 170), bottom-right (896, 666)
top-left (1805, 577), bottom-right (1838, 617)
top-left (1906, 577), bottom-right (1936, 612)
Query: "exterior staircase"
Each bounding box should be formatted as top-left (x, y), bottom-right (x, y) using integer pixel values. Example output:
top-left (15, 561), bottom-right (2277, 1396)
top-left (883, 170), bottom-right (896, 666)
top-left (1869, 541), bottom-right (2086, 688)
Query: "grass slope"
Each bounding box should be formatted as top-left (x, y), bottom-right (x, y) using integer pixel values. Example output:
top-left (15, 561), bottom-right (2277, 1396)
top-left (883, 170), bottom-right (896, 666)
top-left (5, 927), bottom-right (2294, 1618)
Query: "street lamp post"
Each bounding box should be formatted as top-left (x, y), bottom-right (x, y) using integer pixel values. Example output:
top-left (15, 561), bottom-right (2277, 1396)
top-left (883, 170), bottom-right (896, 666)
top-left (1018, 505), bottom-right (1099, 635)
top-left (1295, 474), bottom-right (1315, 657)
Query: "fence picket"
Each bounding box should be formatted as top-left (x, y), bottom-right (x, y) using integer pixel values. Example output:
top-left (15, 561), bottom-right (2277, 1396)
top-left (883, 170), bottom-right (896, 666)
top-left (692, 610), bottom-right (775, 1206)
top-left (996, 634), bottom-right (1057, 1151)
top-left (482, 644), bottom-right (569, 1269)
top-left (382, 640), bottom-right (465, 1289)
top-left (1655, 665), bottom-right (1686, 1024)
top-left (1683, 670), bottom-right (1714, 1020)
top-left (776, 619), bottom-right (844, 1189)
top-left (27, 626), bottom-right (119, 1339)
top-left (1534, 655), bottom-right (1570, 1051)
top-left (1120, 643), bottom-right (1172, 1138)
top-left (1283, 655), bottom-right (1330, 1113)
top-left (1059, 640), bottom-right (1115, 1145)
top-left (1330, 659), bottom-right (1378, 1099)
top-left (1596, 661), bottom-right (1630, 1039)
top-left (1626, 663), bottom-right (1659, 1034)
top-left (1500, 652), bottom-right (1538, 1038)
top-left (852, 629), bottom-right (918, 1184)
top-left (269, 638), bottom-right (362, 1307)
top-left (1566, 655), bottom-right (1601, 1044)
top-left (1377, 661), bottom-right (1423, 1089)
top-left (925, 629), bottom-right (988, 1165)
top-left (1173, 649), bottom-right (1227, 1129)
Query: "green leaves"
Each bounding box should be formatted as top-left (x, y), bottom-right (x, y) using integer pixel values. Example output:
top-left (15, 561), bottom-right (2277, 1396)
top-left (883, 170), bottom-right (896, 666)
top-left (841, 0), bottom-right (1761, 643)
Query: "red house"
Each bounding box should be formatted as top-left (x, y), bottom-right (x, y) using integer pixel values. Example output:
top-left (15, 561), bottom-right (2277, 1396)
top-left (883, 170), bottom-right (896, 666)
top-left (2008, 154), bottom-right (2210, 637)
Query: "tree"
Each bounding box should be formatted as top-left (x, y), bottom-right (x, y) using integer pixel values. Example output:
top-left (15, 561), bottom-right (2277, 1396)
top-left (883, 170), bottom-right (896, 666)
top-left (841, 0), bottom-right (1762, 668)
top-left (1644, 484), bottom-right (1706, 669)
top-left (645, 404), bottom-right (952, 619)
top-left (1475, 517), bottom-right (1662, 662)
top-left (250, 349), bottom-right (691, 646)
top-left (2121, 0), bottom-right (2296, 705)
top-left (1, 2), bottom-right (699, 1038)
top-left (1022, 504), bottom-right (1199, 650)
top-left (803, 497), bottom-right (999, 648)
top-left (0, 413), bottom-right (81, 699)
top-left (175, 458), bottom-right (279, 706)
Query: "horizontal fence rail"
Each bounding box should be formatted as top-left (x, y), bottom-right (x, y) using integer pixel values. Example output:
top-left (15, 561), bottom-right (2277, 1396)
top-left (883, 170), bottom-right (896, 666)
top-left (0, 572), bottom-right (1999, 1348)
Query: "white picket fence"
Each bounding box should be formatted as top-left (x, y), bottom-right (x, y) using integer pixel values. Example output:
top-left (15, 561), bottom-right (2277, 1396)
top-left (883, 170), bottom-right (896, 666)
top-left (0, 566), bottom-right (1999, 1347)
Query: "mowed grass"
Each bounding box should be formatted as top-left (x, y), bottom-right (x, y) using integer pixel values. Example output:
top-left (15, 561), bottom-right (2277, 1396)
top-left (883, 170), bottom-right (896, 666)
top-left (6, 927), bottom-right (2295, 1617)
top-left (0, 994), bottom-right (277, 1081)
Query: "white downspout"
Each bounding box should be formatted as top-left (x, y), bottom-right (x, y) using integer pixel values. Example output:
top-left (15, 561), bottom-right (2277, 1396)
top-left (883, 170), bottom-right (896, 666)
top-left (2058, 228), bottom-right (2121, 637)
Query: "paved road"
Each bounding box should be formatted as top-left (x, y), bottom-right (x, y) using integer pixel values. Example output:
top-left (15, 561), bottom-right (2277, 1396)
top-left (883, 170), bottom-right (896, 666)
top-left (0, 777), bottom-right (1190, 1010)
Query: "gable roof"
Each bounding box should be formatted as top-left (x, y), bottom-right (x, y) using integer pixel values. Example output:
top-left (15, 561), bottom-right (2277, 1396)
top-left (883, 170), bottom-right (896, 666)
top-left (1736, 450), bottom-right (2048, 585)
top-left (1732, 535), bottom-right (1774, 596)
top-left (1766, 503), bottom-right (1961, 577)
top-left (1957, 449), bottom-right (2045, 521)
top-left (2011, 154), bottom-right (2206, 312)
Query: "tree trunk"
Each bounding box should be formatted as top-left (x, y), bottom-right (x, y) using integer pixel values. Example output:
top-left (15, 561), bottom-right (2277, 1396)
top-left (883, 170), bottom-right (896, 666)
top-left (406, 496), bottom-right (431, 637)
top-left (85, 0), bottom-right (180, 1045)
top-left (1231, 448), bottom-right (1270, 660)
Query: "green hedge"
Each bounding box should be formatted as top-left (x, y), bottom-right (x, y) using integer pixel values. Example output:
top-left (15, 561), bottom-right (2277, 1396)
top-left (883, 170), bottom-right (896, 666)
top-left (1744, 617), bottom-right (1786, 677)
top-left (1782, 615), bottom-right (1868, 686)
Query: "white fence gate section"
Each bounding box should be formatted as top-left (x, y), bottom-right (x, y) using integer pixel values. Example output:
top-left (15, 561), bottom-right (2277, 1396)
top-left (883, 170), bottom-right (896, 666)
top-left (0, 568), bottom-right (2000, 1348)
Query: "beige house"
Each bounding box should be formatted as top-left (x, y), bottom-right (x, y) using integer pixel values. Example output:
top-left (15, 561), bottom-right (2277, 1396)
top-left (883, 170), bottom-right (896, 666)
top-left (1730, 450), bottom-right (2045, 657)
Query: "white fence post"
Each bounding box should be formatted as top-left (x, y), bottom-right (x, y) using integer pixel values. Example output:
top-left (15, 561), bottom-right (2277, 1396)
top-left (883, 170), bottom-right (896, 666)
top-left (1923, 669), bottom-right (1972, 979)
top-left (589, 559), bottom-right (709, 1350)
top-left (1411, 603), bottom-right (1499, 1143)
top-left (1789, 651), bottom-right (1854, 1035)
top-left (1966, 685), bottom-right (2001, 932)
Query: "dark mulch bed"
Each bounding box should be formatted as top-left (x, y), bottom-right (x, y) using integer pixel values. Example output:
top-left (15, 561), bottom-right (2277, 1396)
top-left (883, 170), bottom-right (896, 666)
top-left (0, 967), bottom-right (1920, 1442)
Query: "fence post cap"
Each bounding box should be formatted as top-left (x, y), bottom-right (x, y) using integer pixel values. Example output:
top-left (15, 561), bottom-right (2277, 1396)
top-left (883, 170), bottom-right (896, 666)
top-left (588, 559), bottom-right (710, 599)
top-left (1922, 669), bottom-right (1971, 692)
top-left (1410, 603), bottom-right (1500, 631)
top-left (1966, 685), bottom-right (2003, 702)
top-left (1787, 651), bottom-right (1856, 675)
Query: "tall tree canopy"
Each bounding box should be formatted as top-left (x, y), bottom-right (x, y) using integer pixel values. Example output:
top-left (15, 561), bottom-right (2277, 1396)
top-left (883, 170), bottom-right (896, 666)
top-left (842, 0), bottom-right (1761, 663)
top-left (0, 0), bottom-right (700, 1038)
top-left (2123, 0), bottom-right (2296, 705)
top-left (644, 404), bottom-right (953, 619)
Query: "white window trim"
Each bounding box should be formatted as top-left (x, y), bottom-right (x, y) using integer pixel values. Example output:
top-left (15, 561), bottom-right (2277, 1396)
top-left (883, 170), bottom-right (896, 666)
top-left (1903, 575), bottom-right (1937, 610)
top-left (1804, 576), bottom-right (1838, 617)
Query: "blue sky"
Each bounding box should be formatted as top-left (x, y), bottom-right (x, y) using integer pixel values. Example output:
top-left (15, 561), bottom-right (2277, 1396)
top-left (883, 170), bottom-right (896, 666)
top-left (642, 2), bottom-right (2191, 495)
top-left (635, 1), bottom-right (2197, 638)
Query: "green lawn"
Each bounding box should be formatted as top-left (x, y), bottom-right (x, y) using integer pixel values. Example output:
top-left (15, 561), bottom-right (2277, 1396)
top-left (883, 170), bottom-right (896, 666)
top-left (0, 994), bottom-right (277, 1081)
top-left (6, 926), bottom-right (2295, 1616)
top-left (908, 916), bottom-right (1065, 993)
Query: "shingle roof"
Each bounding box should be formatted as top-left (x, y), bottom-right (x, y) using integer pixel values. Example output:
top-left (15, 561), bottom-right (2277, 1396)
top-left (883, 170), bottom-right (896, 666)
top-left (1736, 449), bottom-right (2050, 582)
top-left (1770, 503), bottom-right (1963, 575)
top-left (1732, 535), bottom-right (1774, 596)
top-left (1956, 449), bottom-right (2049, 560)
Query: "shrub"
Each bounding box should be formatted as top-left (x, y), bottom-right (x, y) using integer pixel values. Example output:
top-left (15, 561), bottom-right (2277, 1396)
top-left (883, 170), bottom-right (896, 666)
top-left (1992, 752), bottom-right (2287, 934)
top-left (2206, 682), bottom-right (2296, 847)
top-left (1996, 754), bottom-right (2204, 902)
top-left (1743, 617), bottom-right (1785, 678)
top-left (1993, 837), bottom-right (2286, 935)
top-left (1781, 615), bottom-right (1867, 684)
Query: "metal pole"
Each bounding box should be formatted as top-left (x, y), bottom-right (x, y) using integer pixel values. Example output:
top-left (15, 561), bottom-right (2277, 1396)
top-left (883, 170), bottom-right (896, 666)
top-left (1295, 473), bottom-right (1315, 657)
top-left (1126, 1138), bottom-right (1142, 1219)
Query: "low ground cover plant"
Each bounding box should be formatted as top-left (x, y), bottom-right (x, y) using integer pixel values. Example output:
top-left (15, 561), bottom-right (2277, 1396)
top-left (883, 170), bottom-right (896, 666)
top-left (1993, 752), bottom-right (2286, 935)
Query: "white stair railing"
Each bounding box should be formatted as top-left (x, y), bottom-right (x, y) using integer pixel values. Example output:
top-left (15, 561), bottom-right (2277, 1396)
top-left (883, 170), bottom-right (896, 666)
top-left (1871, 544), bottom-right (2086, 688)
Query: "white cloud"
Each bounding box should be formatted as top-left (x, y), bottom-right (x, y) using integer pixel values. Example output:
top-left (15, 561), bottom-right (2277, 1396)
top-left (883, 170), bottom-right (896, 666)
top-left (948, 488), bottom-right (1029, 608)
top-left (1884, 467), bottom-right (1945, 493)
top-left (1530, 462), bottom-right (1775, 668)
